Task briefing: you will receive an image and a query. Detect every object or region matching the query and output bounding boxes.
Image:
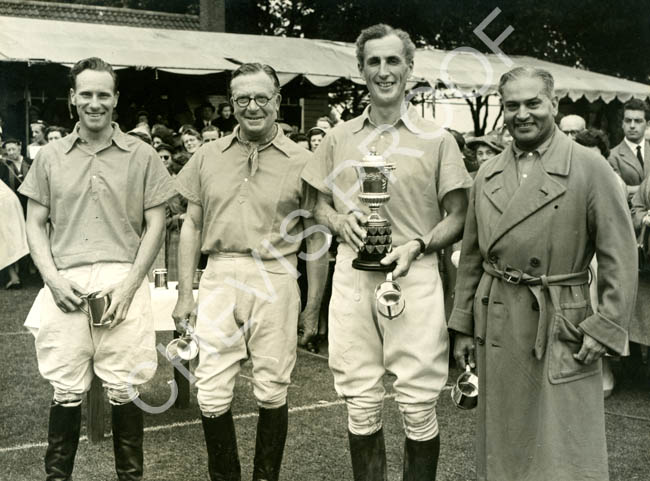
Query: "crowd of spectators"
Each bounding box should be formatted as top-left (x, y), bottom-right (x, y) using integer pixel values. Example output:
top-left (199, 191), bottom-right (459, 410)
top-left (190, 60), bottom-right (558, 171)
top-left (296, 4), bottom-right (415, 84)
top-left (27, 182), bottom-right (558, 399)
top-left (3, 95), bottom-right (650, 384)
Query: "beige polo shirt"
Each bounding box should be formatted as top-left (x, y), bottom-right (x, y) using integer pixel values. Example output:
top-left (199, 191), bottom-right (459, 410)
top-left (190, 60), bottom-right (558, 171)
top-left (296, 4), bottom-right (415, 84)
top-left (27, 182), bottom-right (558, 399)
top-left (19, 123), bottom-right (176, 269)
top-left (301, 105), bottom-right (472, 247)
top-left (175, 126), bottom-right (315, 260)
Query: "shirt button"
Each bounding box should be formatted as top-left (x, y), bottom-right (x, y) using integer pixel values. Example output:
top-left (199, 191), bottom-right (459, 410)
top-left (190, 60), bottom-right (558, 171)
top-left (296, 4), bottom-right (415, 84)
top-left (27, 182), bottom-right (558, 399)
top-left (488, 253), bottom-right (498, 263)
top-left (476, 337), bottom-right (485, 346)
top-left (354, 293), bottom-right (361, 302)
top-left (481, 296), bottom-right (489, 306)
top-left (530, 257), bottom-right (541, 268)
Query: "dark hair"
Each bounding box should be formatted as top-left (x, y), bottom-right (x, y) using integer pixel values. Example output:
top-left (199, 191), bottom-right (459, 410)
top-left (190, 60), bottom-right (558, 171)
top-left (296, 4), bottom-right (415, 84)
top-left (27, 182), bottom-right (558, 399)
top-left (45, 125), bottom-right (67, 138)
top-left (173, 151), bottom-right (191, 168)
top-left (355, 24), bottom-right (415, 66)
top-left (2, 138), bottom-right (21, 147)
top-left (289, 132), bottom-right (308, 143)
top-left (498, 67), bottom-right (554, 99)
top-left (574, 128), bottom-right (611, 158)
top-left (218, 102), bottom-right (232, 115)
top-left (155, 143), bottom-right (174, 153)
top-left (308, 127), bottom-right (326, 139)
top-left (69, 57), bottom-right (119, 92)
top-left (230, 63), bottom-right (281, 94)
top-left (181, 128), bottom-right (202, 140)
top-left (623, 98), bottom-right (650, 120)
top-left (445, 128), bottom-right (466, 151)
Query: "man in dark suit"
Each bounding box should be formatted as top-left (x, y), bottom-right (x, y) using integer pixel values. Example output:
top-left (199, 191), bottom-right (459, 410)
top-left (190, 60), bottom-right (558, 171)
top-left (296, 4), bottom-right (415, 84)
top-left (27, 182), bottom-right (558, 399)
top-left (194, 101), bottom-right (218, 132)
top-left (608, 98), bottom-right (650, 200)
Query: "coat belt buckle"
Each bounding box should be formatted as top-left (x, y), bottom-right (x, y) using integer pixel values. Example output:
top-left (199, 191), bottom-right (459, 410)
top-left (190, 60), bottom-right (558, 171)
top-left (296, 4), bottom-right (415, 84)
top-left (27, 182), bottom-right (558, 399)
top-left (502, 266), bottom-right (523, 284)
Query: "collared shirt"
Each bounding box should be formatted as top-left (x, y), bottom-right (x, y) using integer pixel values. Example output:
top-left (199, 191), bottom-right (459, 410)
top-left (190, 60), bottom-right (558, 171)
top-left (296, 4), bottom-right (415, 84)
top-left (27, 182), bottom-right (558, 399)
top-left (301, 105), bottom-right (472, 247)
top-left (175, 125), bottom-right (315, 260)
top-left (624, 137), bottom-right (645, 162)
top-left (511, 130), bottom-right (555, 184)
top-left (19, 122), bottom-right (176, 269)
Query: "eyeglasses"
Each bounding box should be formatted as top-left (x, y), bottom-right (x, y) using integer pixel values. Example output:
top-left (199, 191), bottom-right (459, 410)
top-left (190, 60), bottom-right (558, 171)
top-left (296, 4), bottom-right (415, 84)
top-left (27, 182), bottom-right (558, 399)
top-left (232, 95), bottom-right (274, 108)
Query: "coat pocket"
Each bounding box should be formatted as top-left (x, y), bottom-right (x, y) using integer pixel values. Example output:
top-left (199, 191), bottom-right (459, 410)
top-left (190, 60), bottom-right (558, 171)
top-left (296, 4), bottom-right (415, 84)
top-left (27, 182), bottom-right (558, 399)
top-left (548, 306), bottom-right (600, 384)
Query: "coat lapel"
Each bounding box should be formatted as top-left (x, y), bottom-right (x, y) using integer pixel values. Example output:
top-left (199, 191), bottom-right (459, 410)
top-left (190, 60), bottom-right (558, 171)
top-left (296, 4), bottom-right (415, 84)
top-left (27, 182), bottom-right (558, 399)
top-left (619, 141), bottom-right (644, 179)
top-left (482, 155), bottom-right (510, 214)
top-left (486, 131), bottom-right (571, 251)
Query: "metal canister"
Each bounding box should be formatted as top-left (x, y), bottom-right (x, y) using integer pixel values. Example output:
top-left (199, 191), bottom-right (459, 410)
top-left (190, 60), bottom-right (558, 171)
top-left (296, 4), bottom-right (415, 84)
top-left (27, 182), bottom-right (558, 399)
top-left (153, 268), bottom-right (168, 289)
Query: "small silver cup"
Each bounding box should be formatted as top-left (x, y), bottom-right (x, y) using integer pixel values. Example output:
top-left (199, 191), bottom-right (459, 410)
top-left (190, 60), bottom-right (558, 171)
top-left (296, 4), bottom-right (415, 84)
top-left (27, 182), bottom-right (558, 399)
top-left (80, 292), bottom-right (113, 327)
top-left (451, 365), bottom-right (479, 410)
top-left (166, 322), bottom-right (199, 361)
top-left (153, 268), bottom-right (168, 289)
top-left (375, 273), bottom-right (405, 319)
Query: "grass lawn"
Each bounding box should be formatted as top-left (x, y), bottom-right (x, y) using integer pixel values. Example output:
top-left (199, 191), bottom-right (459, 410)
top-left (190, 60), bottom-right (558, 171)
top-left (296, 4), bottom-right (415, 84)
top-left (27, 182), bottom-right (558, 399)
top-left (1, 276), bottom-right (650, 480)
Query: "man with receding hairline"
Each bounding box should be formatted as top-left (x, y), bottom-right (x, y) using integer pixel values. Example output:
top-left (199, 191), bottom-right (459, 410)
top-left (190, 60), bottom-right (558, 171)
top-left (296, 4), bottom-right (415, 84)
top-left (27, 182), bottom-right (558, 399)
top-left (559, 114), bottom-right (586, 140)
top-left (451, 66), bottom-right (637, 480)
top-left (303, 24), bottom-right (471, 480)
top-left (173, 62), bottom-right (326, 481)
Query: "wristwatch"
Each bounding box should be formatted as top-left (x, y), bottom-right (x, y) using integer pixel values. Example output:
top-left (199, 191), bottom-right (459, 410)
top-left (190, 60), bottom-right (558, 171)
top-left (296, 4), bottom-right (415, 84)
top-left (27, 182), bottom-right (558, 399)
top-left (414, 238), bottom-right (426, 260)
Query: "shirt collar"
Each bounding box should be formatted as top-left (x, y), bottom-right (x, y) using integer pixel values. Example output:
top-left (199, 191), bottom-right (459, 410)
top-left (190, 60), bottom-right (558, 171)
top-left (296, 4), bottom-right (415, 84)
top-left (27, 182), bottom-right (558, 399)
top-left (349, 104), bottom-right (424, 134)
top-left (624, 137), bottom-right (644, 154)
top-left (222, 124), bottom-right (291, 157)
top-left (511, 127), bottom-right (556, 159)
top-left (62, 122), bottom-right (132, 154)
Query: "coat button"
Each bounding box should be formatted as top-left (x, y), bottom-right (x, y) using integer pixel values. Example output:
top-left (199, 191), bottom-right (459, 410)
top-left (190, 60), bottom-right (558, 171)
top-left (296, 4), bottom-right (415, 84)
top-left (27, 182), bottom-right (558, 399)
top-left (532, 300), bottom-right (539, 311)
top-left (488, 253), bottom-right (498, 263)
top-left (476, 337), bottom-right (485, 345)
top-left (481, 296), bottom-right (489, 305)
top-left (530, 257), bottom-right (541, 268)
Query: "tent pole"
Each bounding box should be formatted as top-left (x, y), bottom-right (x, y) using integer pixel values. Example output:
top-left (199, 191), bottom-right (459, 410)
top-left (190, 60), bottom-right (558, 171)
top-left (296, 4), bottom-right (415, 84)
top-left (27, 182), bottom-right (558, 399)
top-left (24, 66), bottom-right (30, 153)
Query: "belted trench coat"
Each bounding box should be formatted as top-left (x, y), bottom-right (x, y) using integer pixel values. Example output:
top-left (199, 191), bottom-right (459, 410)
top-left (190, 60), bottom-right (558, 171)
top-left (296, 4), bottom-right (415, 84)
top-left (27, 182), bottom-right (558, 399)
top-left (449, 130), bottom-right (637, 481)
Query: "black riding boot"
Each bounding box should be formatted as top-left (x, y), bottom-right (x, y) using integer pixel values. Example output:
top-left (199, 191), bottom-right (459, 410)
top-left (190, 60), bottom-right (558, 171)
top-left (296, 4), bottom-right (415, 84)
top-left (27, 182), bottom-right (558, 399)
top-left (111, 400), bottom-right (144, 481)
top-left (45, 402), bottom-right (81, 481)
top-left (402, 435), bottom-right (440, 481)
top-left (252, 404), bottom-right (288, 481)
top-left (201, 410), bottom-right (241, 481)
top-left (348, 428), bottom-right (388, 481)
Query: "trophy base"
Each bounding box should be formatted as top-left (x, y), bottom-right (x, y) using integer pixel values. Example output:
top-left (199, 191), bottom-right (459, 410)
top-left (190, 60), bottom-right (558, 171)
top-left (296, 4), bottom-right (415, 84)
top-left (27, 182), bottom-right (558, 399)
top-left (352, 258), bottom-right (397, 272)
top-left (352, 221), bottom-right (396, 272)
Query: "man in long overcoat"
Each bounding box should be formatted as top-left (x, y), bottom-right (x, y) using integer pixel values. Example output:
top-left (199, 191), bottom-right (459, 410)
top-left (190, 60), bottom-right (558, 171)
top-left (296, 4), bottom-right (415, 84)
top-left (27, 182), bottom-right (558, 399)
top-left (450, 66), bottom-right (637, 481)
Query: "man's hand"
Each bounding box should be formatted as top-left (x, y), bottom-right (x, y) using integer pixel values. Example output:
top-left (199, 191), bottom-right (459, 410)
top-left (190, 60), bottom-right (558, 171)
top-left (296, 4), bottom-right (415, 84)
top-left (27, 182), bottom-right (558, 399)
top-left (332, 212), bottom-right (367, 251)
top-left (643, 213), bottom-right (650, 226)
top-left (172, 293), bottom-right (197, 333)
top-left (48, 275), bottom-right (87, 313)
top-left (380, 240), bottom-right (421, 279)
top-left (453, 333), bottom-right (476, 369)
top-left (298, 305), bottom-right (319, 347)
top-left (573, 333), bottom-right (607, 365)
top-left (99, 280), bottom-right (140, 329)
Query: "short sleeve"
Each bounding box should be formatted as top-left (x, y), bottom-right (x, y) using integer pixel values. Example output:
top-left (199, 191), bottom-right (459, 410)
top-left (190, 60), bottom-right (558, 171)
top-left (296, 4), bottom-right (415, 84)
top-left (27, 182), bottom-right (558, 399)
top-left (300, 180), bottom-right (318, 213)
top-left (301, 132), bottom-right (335, 195)
top-left (18, 150), bottom-right (50, 207)
top-left (175, 151), bottom-right (203, 205)
top-left (143, 148), bottom-right (176, 209)
top-left (436, 132), bottom-right (473, 203)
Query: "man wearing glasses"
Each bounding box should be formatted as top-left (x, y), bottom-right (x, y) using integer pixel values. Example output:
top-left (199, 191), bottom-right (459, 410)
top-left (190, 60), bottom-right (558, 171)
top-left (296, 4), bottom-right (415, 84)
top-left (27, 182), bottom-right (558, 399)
top-left (173, 62), bottom-right (327, 481)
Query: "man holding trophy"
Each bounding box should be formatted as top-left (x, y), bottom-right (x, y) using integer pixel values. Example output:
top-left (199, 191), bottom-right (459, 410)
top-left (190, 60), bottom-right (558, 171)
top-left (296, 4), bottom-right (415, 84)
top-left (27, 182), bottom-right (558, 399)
top-left (302, 24), bottom-right (472, 480)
